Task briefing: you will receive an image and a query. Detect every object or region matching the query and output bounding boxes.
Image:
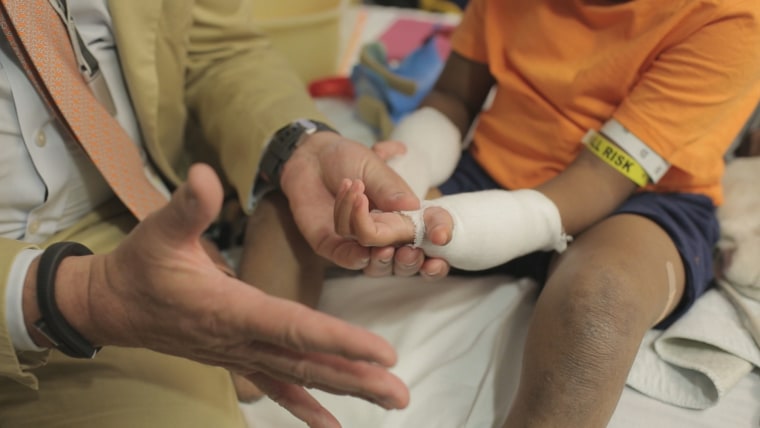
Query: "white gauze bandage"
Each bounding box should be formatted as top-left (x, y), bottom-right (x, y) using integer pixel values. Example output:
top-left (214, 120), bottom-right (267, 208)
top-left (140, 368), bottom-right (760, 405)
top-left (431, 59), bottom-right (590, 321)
top-left (400, 189), bottom-right (571, 271)
top-left (387, 107), bottom-right (462, 199)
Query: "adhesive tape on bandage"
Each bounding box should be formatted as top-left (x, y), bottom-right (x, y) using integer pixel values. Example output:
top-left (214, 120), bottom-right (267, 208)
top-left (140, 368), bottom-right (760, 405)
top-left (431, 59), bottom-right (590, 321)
top-left (400, 189), bottom-right (571, 271)
top-left (387, 107), bottom-right (462, 199)
top-left (398, 207), bottom-right (426, 248)
top-left (582, 130), bottom-right (649, 187)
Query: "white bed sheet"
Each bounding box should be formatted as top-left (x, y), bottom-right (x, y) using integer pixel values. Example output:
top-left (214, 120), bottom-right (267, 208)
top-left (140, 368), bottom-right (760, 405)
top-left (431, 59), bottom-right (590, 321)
top-left (240, 274), bottom-right (760, 428)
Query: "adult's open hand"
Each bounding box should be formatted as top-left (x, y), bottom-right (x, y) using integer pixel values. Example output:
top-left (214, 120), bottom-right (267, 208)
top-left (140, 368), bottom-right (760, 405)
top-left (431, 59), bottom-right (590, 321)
top-left (73, 164), bottom-right (410, 428)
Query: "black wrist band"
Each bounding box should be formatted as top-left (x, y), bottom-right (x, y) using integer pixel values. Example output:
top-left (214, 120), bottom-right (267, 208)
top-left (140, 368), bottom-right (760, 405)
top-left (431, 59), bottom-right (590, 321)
top-left (34, 242), bottom-right (100, 359)
top-left (258, 119), bottom-right (338, 188)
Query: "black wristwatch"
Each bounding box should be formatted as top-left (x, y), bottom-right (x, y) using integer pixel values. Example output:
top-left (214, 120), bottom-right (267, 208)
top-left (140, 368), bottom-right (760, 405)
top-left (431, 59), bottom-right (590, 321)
top-left (258, 119), bottom-right (338, 188)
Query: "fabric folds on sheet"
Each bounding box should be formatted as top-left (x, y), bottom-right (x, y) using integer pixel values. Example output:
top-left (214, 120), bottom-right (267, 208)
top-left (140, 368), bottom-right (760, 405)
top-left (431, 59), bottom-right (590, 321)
top-left (627, 288), bottom-right (760, 409)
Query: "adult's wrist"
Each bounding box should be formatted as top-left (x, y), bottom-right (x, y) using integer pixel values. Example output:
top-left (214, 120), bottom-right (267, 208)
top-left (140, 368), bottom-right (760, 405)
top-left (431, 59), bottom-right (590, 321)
top-left (250, 120), bottom-right (339, 210)
top-left (24, 245), bottom-right (101, 355)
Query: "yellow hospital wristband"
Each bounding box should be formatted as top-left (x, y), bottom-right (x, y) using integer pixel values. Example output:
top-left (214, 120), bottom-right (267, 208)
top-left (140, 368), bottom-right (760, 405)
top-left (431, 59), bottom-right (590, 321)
top-left (582, 130), bottom-right (649, 187)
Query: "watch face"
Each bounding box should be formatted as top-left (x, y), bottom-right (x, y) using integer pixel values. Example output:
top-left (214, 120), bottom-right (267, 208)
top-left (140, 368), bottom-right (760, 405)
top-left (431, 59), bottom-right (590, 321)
top-left (294, 118), bottom-right (318, 135)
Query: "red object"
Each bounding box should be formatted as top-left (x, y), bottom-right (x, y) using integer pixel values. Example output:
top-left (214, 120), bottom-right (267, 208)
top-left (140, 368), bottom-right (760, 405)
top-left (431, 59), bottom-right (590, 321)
top-left (308, 76), bottom-right (355, 99)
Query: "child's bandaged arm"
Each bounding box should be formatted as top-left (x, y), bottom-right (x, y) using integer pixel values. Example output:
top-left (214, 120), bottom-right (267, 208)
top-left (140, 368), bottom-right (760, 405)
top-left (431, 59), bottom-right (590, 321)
top-left (409, 148), bottom-right (640, 271)
top-left (385, 53), bottom-right (494, 199)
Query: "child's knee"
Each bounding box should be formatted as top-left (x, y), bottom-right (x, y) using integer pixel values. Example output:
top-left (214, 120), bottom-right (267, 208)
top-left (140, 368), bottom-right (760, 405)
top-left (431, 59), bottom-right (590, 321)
top-left (545, 264), bottom-right (655, 342)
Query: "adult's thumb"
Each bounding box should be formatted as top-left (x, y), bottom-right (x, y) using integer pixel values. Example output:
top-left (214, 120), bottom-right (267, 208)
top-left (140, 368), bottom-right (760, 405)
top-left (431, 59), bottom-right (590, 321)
top-left (362, 157), bottom-right (420, 213)
top-left (152, 163), bottom-right (224, 245)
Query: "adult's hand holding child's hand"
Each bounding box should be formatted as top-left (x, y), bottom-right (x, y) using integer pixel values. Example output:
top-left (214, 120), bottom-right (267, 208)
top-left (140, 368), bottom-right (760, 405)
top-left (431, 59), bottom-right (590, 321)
top-left (281, 132), bottom-right (450, 280)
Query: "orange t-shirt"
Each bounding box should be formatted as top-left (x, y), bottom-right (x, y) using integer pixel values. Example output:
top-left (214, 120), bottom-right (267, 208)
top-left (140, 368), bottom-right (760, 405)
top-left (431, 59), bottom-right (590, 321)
top-left (452, 0), bottom-right (760, 204)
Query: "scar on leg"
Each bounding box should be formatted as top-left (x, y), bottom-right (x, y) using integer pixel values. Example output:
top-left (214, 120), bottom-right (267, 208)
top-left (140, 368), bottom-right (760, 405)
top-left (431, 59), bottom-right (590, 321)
top-left (655, 261), bottom-right (677, 324)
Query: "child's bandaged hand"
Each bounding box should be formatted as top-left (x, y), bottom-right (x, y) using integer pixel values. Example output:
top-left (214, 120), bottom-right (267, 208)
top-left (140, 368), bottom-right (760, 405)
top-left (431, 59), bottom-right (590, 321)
top-left (336, 184), bottom-right (569, 272)
top-left (409, 189), bottom-right (570, 271)
top-left (717, 157), bottom-right (760, 290)
top-left (383, 107), bottom-right (463, 199)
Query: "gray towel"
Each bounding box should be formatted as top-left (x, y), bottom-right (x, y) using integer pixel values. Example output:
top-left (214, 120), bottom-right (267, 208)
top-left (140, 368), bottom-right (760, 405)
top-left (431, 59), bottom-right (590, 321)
top-left (627, 289), bottom-right (760, 409)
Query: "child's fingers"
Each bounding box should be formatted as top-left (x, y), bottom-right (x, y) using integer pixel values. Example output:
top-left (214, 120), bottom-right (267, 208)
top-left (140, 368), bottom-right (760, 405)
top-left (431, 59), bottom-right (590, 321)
top-left (334, 179), bottom-right (357, 237)
top-left (338, 179), bottom-right (414, 247)
top-left (350, 192), bottom-right (378, 246)
top-left (352, 200), bottom-right (413, 247)
top-left (371, 140), bottom-right (407, 161)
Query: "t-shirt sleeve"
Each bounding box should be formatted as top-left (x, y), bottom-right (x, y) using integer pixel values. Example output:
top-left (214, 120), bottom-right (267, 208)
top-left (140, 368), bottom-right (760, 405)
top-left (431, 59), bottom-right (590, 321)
top-left (450, 0), bottom-right (489, 63)
top-left (614, 3), bottom-right (760, 179)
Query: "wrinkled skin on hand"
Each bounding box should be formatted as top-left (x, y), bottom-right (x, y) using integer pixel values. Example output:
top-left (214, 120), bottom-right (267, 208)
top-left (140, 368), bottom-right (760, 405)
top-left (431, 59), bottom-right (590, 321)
top-left (80, 164), bottom-right (409, 428)
top-left (281, 133), bottom-right (450, 280)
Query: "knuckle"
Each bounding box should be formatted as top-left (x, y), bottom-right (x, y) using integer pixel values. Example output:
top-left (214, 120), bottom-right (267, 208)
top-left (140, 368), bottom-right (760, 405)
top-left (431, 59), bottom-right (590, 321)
top-left (282, 309), bottom-right (308, 352)
top-left (289, 359), bottom-right (314, 387)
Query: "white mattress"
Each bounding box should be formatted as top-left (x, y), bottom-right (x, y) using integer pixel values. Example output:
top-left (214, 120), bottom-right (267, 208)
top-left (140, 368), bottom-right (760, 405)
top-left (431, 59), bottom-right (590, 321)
top-left (240, 274), bottom-right (760, 427)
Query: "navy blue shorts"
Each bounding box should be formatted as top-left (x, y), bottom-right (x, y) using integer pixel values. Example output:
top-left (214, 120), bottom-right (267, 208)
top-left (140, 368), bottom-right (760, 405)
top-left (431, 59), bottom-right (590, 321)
top-left (438, 151), bottom-right (719, 328)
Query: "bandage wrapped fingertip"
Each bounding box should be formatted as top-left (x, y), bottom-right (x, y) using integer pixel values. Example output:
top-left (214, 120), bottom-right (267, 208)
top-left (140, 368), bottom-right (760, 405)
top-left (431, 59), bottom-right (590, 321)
top-left (397, 209), bottom-right (426, 248)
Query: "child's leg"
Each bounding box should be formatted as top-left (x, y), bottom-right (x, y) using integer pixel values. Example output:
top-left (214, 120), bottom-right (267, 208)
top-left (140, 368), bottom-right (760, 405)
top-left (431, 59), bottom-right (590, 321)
top-left (234, 191), bottom-right (328, 401)
top-left (503, 213), bottom-right (685, 427)
top-left (238, 191), bottom-right (327, 309)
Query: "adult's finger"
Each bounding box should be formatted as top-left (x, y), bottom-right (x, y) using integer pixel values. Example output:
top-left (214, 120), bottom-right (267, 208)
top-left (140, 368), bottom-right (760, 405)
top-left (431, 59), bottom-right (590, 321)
top-left (250, 373), bottom-right (341, 428)
top-left (419, 258), bottom-right (451, 281)
top-left (151, 163), bottom-right (223, 246)
top-left (363, 246), bottom-right (395, 277)
top-left (359, 153), bottom-right (419, 213)
top-left (244, 344), bottom-right (409, 410)
top-left (392, 246), bottom-right (425, 277)
top-left (230, 289), bottom-right (398, 367)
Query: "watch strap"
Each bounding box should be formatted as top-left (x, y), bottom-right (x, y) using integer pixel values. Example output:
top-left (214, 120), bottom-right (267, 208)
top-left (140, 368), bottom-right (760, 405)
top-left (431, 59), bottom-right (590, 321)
top-left (258, 119), bottom-right (338, 188)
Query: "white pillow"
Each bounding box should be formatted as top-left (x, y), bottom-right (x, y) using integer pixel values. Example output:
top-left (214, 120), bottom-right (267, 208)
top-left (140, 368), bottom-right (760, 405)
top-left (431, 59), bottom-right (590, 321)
top-left (717, 157), bottom-right (760, 300)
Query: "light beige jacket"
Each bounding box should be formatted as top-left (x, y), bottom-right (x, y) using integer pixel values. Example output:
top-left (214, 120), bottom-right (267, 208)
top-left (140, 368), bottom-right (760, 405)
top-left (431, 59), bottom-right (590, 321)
top-left (0, 0), bottom-right (326, 388)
